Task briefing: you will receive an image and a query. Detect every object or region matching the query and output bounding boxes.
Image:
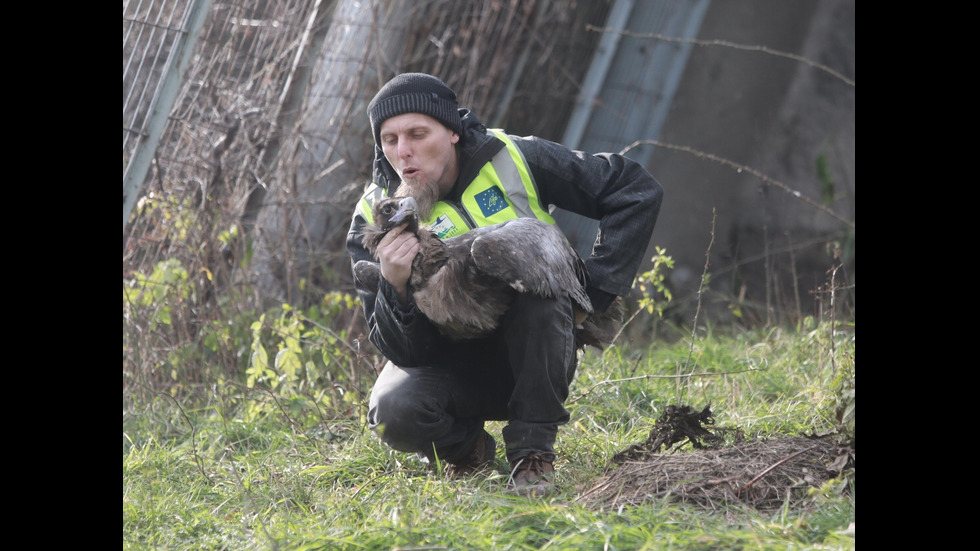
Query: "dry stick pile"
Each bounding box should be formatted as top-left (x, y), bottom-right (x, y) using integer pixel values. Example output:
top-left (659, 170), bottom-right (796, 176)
top-left (576, 405), bottom-right (854, 512)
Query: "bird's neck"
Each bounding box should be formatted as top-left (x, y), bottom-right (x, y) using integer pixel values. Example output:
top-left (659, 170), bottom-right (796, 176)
top-left (411, 229), bottom-right (448, 284)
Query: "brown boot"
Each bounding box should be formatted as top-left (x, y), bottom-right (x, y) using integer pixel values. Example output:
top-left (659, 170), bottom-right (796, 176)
top-left (509, 452), bottom-right (555, 497)
top-left (445, 430), bottom-right (496, 476)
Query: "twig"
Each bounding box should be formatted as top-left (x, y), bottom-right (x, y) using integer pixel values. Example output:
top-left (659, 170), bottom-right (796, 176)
top-left (681, 209), bottom-right (716, 395)
top-left (570, 365), bottom-right (763, 403)
top-left (620, 140), bottom-right (853, 228)
top-left (162, 392), bottom-right (211, 483)
top-left (299, 313), bottom-right (362, 355)
top-left (828, 252), bottom-right (840, 371)
top-left (703, 475), bottom-right (739, 488)
top-left (735, 447), bottom-right (810, 496)
top-left (612, 302), bottom-right (645, 345)
top-left (259, 386), bottom-right (301, 430)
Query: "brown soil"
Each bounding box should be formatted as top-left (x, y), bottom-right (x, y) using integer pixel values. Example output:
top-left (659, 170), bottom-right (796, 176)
top-left (576, 404), bottom-right (855, 512)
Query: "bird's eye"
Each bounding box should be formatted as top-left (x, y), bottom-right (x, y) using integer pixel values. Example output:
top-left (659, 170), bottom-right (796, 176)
top-left (381, 205), bottom-right (394, 215)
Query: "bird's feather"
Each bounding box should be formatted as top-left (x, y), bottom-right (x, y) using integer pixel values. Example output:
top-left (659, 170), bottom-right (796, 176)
top-left (356, 196), bottom-right (618, 348)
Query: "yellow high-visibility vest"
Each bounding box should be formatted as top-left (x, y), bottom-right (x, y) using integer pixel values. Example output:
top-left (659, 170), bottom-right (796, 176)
top-left (358, 129), bottom-right (555, 239)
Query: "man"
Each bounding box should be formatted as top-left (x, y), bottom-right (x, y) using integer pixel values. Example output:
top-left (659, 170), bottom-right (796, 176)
top-left (346, 73), bottom-right (663, 497)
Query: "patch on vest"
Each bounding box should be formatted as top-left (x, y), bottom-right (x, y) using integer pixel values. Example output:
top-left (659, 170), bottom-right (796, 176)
top-left (475, 186), bottom-right (509, 217)
top-left (429, 214), bottom-right (460, 239)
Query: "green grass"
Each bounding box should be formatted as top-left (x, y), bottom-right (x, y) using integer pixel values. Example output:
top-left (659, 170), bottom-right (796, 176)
top-left (123, 320), bottom-right (854, 550)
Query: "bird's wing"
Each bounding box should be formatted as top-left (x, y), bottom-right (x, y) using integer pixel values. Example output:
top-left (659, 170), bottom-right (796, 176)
top-left (353, 260), bottom-right (382, 293)
top-left (469, 218), bottom-right (593, 314)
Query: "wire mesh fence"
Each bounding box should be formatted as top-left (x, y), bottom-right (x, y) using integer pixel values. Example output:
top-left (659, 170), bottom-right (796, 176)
top-left (123, 0), bottom-right (192, 166)
top-left (122, 0), bottom-right (609, 398)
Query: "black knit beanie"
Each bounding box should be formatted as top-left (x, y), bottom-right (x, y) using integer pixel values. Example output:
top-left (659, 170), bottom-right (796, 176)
top-left (367, 73), bottom-right (462, 147)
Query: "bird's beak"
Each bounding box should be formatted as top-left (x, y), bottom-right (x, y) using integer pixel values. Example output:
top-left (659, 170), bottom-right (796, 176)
top-left (388, 196), bottom-right (418, 226)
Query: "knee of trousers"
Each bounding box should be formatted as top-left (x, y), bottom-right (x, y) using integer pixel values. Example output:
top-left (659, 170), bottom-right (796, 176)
top-left (510, 293), bottom-right (569, 320)
top-left (369, 386), bottom-right (447, 452)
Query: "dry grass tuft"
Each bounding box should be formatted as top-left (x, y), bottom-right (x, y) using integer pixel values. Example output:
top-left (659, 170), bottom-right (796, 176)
top-left (577, 404), bottom-right (854, 512)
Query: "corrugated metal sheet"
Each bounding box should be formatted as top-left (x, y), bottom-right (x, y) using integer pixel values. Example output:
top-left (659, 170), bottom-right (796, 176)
top-left (565, 0), bottom-right (709, 161)
top-left (555, 0), bottom-right (710, 256)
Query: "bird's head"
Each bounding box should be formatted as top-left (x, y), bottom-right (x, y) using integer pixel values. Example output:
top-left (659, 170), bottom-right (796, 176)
top-left (361, 196), bottom-right (423, 255)
top-left (376, 196), bottom-right (420, 233)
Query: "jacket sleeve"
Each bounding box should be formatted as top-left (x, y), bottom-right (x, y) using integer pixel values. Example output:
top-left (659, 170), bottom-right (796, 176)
top-left (346, 204), bottom-right (448, 367)
top-left (512, 135), bottom-right (664, 312)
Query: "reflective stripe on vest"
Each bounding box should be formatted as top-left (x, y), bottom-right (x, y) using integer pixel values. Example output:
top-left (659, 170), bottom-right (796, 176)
top-left (458, 129), bottom-right (555, 227)
top-left (357, 185), bottom-right (386, 226)
top-left (357, 129), bottom-right (554, 239)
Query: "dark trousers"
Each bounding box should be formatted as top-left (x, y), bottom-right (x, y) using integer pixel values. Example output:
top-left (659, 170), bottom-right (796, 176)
top-left (367, 293), bottom-right (579, 464)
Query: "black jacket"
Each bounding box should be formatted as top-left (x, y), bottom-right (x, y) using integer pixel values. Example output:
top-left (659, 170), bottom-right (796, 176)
top-left (346, 109), bottom-right (663, 367)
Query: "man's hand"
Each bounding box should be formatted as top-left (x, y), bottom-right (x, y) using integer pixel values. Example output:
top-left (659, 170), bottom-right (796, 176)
top-left (376, 223), bottom-right (419, 305)
top-left (573, 306), bottom-right (589, 328)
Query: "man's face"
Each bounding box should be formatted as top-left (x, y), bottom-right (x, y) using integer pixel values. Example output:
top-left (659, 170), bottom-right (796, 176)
top-left (379, 113), bottom-right (459, 220)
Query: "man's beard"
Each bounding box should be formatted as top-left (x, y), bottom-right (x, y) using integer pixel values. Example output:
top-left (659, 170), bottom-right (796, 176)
top-left (394, 179), bottom-right (440, 222)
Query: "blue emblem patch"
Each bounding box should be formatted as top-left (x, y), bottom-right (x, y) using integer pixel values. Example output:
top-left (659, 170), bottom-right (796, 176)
top-left (474, 187), bottom-right (509, 217)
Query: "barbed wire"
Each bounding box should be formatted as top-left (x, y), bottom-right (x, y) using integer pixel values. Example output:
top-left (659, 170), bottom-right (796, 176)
top-left (586, 25), bottom-right (854, 87)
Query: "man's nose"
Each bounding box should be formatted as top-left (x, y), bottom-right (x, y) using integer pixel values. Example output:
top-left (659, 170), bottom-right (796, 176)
top-left (397, 141), bottom-right (412, 159)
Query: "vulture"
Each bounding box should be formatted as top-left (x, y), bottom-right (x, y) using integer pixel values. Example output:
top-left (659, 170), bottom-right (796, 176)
top-left (354, 196), bottom-right (621, 349)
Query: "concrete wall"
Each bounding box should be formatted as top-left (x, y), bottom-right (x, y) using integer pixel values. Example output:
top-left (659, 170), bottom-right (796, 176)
top-left (645, 0), bottom-right (854, 324)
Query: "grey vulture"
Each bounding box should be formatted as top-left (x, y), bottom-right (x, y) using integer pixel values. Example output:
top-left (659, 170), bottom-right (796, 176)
top-left (354, 196), bottom-right (620, 349)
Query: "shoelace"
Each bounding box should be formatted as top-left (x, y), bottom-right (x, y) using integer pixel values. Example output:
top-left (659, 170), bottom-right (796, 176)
top-left (510, 454), bottom-right (551, 481)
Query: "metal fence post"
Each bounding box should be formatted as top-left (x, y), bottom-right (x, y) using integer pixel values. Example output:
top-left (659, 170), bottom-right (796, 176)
top-left (123, 0), bottom-right (212, 236)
